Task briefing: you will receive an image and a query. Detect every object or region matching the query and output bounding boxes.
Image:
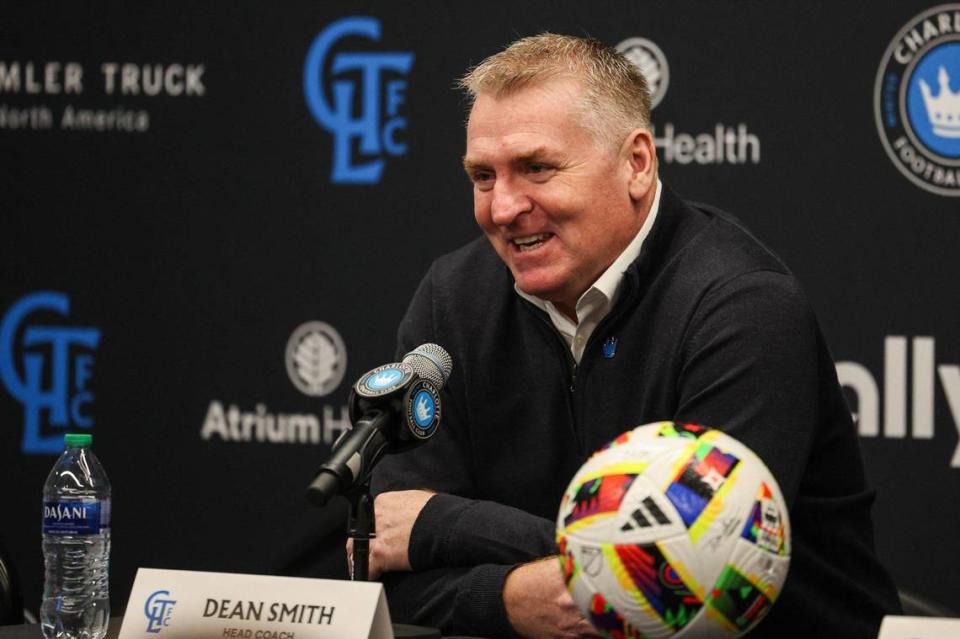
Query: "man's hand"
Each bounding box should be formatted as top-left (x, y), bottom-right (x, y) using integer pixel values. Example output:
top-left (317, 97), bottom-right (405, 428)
top-left (345, 489), bottom-right (435, 580)
top-left (503, 557), bottom-right (602, 639)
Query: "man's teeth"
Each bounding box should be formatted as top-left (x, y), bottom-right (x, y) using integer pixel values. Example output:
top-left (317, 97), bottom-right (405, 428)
top-left (513, 234), bottom-right (549, 251)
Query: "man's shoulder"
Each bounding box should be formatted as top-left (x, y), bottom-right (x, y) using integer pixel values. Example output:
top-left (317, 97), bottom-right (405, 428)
top-left (656, 190), bottom-right (794, 289)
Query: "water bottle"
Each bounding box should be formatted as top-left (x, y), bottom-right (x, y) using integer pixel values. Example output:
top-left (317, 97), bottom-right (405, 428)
top-left (41, 433), bottom-right (111, 639)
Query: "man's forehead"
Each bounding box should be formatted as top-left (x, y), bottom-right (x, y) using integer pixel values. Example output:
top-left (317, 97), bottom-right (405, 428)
top-left (463, 142), bottom-right (561, 169)
top-left (464, 83), bottom-right (594, 163)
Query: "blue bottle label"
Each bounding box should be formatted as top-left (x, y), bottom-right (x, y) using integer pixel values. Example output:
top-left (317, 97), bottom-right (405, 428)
top-left (42, 500), bottom-right (109, 535)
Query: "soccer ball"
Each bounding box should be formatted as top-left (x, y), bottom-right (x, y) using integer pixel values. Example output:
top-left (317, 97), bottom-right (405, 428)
top-left (556, 422), bottom-right (790, 638)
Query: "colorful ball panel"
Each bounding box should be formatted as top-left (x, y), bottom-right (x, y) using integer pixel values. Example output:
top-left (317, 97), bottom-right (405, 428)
top-left (556, 422), bottom-right (791, 638)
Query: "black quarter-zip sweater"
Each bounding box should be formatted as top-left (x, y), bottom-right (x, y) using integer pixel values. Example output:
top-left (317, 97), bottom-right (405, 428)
top-left (372, 186), bottom-right (901, 637)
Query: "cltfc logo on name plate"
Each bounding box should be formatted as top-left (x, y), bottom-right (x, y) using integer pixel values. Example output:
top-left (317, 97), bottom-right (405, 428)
top-left (875, 5), bottom-right (960, 197)
top-left (144, 589), bottom-right (176, 633)
top-left (285, 321), bottom-right (347, 397)
top-left (304, 16), bottom-right (415, 185)
top-left (0, 292), bottom-right (100, 454)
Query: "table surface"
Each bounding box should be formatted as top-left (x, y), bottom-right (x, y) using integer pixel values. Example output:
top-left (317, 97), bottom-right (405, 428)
top-left (0, 620), bottom-right (461, 638)
top-left (0, 618), bottom-right (121, 639)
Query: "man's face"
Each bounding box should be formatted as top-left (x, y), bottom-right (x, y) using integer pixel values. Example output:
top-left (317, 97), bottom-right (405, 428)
top-left (464, 78), bottom-right (648, 316)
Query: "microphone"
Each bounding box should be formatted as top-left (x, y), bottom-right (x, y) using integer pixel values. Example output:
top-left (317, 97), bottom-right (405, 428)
top-left (306, 343), bottom-right (453, 507)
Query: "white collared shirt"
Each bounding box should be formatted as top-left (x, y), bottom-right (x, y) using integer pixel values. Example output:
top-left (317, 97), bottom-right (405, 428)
top-left (515, 179), bottom-right (662, 363)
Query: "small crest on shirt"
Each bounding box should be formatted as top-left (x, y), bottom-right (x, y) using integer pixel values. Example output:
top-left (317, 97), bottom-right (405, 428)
top-left (602, 336), bottom-right (619, 359)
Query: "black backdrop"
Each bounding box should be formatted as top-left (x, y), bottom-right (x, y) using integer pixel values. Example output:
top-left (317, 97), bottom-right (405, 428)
top-left (2, 0), bottom-right (959, 617)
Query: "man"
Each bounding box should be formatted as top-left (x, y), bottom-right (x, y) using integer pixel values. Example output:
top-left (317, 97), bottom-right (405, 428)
top-left (367, 34), bottom-right (901, 637)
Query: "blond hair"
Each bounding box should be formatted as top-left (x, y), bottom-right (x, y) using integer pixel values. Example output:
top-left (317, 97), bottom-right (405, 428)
top-left (458, 33), bottom-right (652, 148)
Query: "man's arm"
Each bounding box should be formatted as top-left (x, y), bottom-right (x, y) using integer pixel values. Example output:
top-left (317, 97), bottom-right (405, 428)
top-left (671, 268), bottom-right (901, 635)
top-left (371, 263), bottom-right (586, 636)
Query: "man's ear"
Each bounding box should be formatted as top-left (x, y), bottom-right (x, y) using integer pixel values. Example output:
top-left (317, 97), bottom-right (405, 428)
top-left (624, 128), bottom-right (657, 202)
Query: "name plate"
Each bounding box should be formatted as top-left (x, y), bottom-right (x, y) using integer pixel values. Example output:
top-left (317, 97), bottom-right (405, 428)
top-left (878, 616), bottom-right (960, 639)
top-left (118, 568), bottom-right (392, 639)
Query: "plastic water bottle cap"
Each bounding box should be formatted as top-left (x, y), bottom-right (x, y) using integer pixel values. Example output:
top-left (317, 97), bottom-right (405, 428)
top-left (64, 433), bottom-right (93, 447)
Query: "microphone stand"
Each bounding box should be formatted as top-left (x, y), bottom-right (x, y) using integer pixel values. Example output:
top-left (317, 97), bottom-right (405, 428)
top-left (342, 484), bottom-right (440, 639)
top-left (346, 480), bottom-right (375, 581)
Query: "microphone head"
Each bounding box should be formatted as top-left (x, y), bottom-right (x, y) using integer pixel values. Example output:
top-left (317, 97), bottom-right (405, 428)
top-left (402, 343), bottom-right (453, 387)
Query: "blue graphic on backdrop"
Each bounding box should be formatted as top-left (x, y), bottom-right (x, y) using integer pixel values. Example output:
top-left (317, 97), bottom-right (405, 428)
top-left (0, 292), bottom-right (100, 454)
top-left (144, 589), bottom-right (177, 633)
top-left (304, 16), bottom-right (415, 184)
top-left (907, 43), bottom-right (960, 158)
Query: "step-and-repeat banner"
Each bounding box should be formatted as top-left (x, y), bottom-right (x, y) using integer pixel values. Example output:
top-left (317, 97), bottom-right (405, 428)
top-left (2, 1), bottom-right (958, 613)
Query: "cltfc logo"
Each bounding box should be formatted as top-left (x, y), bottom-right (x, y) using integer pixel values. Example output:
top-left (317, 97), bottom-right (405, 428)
top-left (285, 321), bottom-right (347, 397)
top-left (616, 37), bottom-right (669, 109)
top-left (875, 5), bottom-right (960, 197)
top-left (304, 16), bottom-right (415, 184)
top-left (144, 589), bottom-right (176, 633)
top-left (0, 292), bottom-right (100, 454)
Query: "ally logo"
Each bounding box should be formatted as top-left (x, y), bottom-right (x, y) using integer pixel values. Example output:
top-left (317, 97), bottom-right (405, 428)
top-left (0, 292), bottom-right (100, 454)
top-left (304, 16), bottom-right (415, 184)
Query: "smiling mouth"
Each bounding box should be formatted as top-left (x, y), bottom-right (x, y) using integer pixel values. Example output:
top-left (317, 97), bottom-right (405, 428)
top-left (512, 233), bottom-right (553, 252)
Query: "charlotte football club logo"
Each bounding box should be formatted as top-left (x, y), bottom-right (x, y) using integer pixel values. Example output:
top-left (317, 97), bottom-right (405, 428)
top-left (303, 16), bottom-right (415, 185)
top-left (875, 4), bottom-right (960, 197)
top-left (366, 367), bottom-right (404, 391)
top-left (405, 379), bottom-right (441, 440)
top-left (285, 321), bottom-right (347, 397)
top-left (0, 292), bottom-right (100, 454)
top-left (144, 589), bottom-right (176, 633)
top-left (616, 37), bottom-right (669, 109)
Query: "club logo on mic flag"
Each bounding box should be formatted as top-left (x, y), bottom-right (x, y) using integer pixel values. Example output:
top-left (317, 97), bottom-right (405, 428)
top-left (405, 380), bottom-right (441, 440)
top-left (355, 363), bottom-right (414, 398)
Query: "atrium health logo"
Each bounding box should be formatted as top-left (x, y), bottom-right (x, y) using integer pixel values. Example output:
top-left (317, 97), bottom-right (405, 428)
top-left (0, 292), bottom-right (100, 454)
top-left (304, 16), bottom-right (414, 184)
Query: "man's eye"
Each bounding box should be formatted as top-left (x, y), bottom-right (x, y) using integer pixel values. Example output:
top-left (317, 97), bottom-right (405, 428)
top-left (526, 164), bottom-right (554, 179)
top-left (471, 171), bottom-right (494, 189)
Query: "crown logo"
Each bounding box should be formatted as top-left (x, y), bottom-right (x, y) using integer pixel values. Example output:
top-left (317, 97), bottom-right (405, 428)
top-left (920, 66), bottom-right (960, 139)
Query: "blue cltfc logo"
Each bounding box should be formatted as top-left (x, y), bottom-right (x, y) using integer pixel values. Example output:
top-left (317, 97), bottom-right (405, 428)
top-left (144, 589), bottom-right (176, 633)
top-left (0, 292), bottom-right (100, 454)
top-left (875, 5), bottom-right (960, 197)
top-left (304, 16), bottom-right (415, 185)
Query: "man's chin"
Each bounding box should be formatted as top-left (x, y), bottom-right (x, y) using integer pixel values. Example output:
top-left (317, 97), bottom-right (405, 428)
top-left (515, 279), bottom-right (562, 303)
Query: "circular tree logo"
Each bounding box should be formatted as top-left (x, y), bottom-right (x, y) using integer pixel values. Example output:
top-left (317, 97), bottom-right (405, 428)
top-left (616, 37), bottom-right (670, 109)
top-left (285, 321), bottom-right (347, 397)
top-left (874, 4), bottom-right (960, 197)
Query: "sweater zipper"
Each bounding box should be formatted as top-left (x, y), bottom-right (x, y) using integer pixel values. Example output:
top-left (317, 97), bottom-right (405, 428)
top-left (520, 272), bottom-right (638, 456)
top-left (520, 301), bottom-right (584, 454)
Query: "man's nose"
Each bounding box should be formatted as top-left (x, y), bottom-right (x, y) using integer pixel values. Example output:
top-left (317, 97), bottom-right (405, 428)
top-left (490, 178), bottom-right (533, 226)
